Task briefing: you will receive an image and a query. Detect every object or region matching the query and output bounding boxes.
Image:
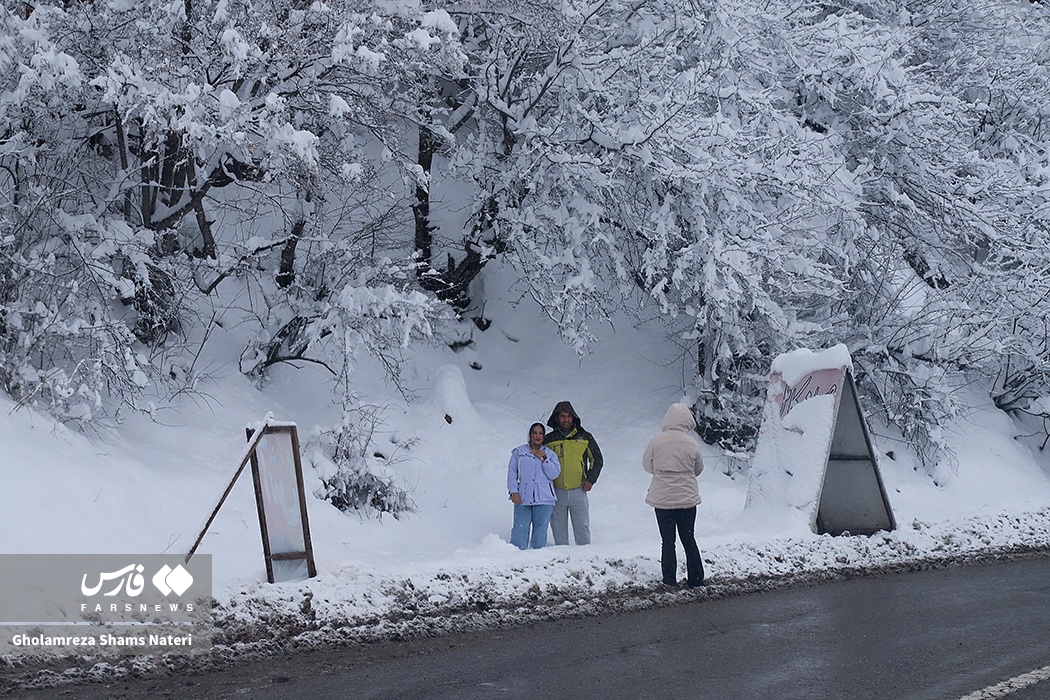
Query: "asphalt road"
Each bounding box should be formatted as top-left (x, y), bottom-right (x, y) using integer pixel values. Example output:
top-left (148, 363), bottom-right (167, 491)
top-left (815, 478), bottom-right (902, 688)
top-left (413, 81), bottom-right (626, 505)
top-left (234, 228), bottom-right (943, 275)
top-left (8, 556), bottom-right (1050, 699)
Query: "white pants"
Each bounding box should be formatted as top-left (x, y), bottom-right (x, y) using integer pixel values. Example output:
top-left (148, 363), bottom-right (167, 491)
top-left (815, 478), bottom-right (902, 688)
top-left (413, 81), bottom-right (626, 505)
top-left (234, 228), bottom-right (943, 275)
top-left (551, 487), bottom-right (590, 545)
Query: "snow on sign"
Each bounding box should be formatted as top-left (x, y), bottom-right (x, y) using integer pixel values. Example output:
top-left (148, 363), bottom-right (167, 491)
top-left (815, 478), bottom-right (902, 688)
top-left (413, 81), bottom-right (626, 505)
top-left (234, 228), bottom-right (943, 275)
top-left (744, 345), bottom-right (896, 536)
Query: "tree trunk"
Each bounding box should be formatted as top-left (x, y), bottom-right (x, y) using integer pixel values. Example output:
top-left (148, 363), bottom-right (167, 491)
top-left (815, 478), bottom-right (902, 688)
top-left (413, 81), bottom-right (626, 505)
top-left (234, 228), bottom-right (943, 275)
top-left (413, 120), bottom-right (436, 269)
top-left (277, 218), bottom-right (306, 289)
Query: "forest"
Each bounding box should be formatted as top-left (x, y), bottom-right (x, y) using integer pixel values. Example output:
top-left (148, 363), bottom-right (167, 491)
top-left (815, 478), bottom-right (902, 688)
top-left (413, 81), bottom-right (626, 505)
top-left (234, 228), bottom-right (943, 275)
top-left (1, 0), bottom-right (1048, 508)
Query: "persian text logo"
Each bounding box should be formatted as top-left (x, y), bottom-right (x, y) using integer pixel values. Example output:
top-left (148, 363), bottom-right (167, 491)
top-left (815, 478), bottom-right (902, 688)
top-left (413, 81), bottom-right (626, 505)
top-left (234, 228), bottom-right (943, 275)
top-left (81, 564), bottom-right (194, 598)
top-left (81, 564), bottom-right (146, 597)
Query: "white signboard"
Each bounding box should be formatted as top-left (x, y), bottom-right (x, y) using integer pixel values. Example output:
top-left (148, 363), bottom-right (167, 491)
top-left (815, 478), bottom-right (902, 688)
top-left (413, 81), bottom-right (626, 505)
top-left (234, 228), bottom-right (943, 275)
top-left (248, 424), bottom-right (316, 583)
top-left (744, 345), bottom-right (895, 536)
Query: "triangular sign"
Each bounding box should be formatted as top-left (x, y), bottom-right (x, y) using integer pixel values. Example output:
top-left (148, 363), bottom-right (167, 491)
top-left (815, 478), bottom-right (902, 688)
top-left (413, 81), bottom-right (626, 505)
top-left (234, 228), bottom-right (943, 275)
top-left (744, 345), bottom-right (896, 536)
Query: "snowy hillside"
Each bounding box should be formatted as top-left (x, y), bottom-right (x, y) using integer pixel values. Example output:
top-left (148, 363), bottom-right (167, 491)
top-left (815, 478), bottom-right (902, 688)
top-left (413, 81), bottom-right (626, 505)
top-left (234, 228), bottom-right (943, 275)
top-left (3, 261), bottom-right (1050, 688)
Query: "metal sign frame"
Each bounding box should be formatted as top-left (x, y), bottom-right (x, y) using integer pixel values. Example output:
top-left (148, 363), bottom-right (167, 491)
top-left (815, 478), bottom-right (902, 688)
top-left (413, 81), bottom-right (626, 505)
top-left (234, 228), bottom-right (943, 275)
top-left (814, 369), bottom-right (897, 536)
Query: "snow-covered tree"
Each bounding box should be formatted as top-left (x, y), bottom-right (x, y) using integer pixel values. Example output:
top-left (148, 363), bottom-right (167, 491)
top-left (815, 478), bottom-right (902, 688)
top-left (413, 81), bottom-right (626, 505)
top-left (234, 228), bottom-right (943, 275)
top-left (428, 0), bottom-right (862, 455)
top-left (785, 0), bottom-right (1050, 474)
top-left (4, 0), bottom-right (1050, 487)
top-left (1, 0), bottom-right (461, 412)
top-left (0, 0), bottom-right (462, 507)
top-left (430, 0), bottom-right (1050, 476)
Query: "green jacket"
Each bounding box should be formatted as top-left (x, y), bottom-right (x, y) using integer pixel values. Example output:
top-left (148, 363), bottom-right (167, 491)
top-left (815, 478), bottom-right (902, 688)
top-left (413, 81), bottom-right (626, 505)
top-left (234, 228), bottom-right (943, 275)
top-left (543, 401), bottom-right (604, 490)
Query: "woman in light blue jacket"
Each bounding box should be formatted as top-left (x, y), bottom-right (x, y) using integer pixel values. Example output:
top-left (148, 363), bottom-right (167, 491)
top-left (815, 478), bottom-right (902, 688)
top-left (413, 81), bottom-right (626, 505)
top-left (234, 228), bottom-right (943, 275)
top-left (507, 422), bottom-right (561, 549)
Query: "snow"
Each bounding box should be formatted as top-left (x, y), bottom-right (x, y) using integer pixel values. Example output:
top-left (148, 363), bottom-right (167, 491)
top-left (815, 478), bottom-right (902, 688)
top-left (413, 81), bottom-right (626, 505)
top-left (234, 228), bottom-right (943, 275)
top-left (3, 263), bottom-right (1050, 686)
top-left (403, 28), bottom-right (442, 51)
top-left (743, 346), bottom-right (855, 533)
top-left (743, 392), bottom-right (838, 532)
top-left (770, 343), bottom-right (852, 386)
top-left (421, 9), bottom-right (458, 35)
top-left (217, 88), bottom-right (240, 120)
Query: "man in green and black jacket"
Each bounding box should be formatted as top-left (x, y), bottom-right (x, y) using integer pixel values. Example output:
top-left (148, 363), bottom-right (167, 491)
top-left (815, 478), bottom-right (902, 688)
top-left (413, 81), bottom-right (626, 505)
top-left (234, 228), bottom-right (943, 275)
top-left (543, 400), bottom-right (604, 545)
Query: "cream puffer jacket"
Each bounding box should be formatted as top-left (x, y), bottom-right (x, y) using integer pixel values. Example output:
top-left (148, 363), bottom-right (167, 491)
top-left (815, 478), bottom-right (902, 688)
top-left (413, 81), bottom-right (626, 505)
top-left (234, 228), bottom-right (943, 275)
top-left (642, 403), bottom-right (704, 509)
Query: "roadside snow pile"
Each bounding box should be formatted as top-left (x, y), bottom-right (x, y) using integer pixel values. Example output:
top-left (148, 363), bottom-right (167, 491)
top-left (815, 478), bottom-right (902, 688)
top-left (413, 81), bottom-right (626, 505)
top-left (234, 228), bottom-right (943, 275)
top-left (5, 506), bottom-right (1050, 691)
top-left (212, 506), bottom-right (1050, 647)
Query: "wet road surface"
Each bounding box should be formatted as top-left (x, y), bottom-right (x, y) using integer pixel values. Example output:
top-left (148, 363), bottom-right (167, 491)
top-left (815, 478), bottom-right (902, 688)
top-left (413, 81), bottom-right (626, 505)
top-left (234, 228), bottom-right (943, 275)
top-left (8, 555), bottom-right (1050, 699)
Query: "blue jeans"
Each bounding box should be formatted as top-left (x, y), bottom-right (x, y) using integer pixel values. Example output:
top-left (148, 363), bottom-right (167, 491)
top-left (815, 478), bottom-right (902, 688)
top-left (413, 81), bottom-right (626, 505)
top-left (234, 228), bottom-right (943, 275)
top-left (511, 504), bottom-right (555, 549)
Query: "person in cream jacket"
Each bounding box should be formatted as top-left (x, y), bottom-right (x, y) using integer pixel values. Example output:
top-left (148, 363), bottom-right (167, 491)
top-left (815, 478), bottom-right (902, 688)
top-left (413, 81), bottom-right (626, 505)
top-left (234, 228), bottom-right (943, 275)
top-left (643, 402), bottom-right (705, 587)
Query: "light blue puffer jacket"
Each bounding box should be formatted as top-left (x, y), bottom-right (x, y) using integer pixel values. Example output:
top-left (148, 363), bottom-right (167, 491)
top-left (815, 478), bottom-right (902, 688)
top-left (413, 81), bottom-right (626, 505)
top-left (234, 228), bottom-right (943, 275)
top-left (506, 444), bottom-right (561, 505)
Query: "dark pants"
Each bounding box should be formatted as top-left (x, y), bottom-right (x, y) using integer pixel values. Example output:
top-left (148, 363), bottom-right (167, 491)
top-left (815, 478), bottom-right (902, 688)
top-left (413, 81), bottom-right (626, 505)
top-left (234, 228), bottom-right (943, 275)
top-left (655, 507), bottom-right (705, 586)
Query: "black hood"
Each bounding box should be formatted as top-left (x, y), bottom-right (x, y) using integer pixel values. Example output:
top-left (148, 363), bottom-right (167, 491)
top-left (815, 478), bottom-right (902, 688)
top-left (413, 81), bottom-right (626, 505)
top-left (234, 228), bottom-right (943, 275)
top-left (547, 400), bottom-right (581, 430)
